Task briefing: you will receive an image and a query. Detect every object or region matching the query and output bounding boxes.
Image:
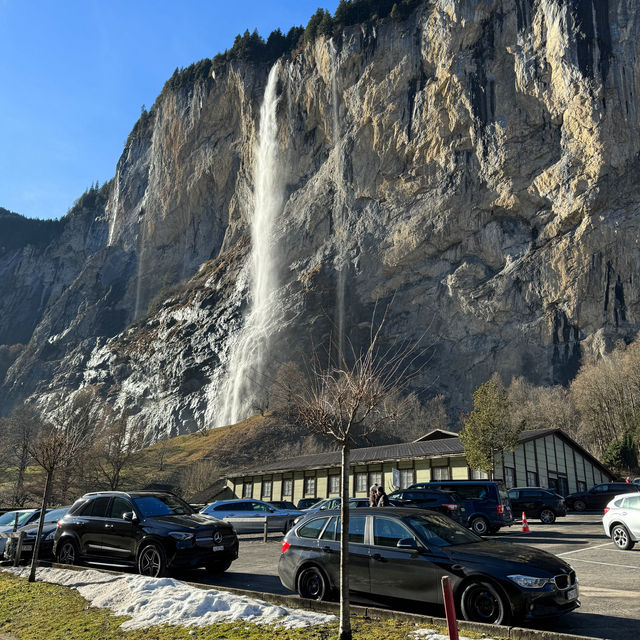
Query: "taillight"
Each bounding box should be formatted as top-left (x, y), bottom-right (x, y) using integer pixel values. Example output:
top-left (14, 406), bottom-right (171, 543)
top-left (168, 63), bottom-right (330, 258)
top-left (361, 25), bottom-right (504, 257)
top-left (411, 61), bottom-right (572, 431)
top-left (443, 504), bottom-right (458, 511)
top-left (604, 507), bottom-right (610, 515)
top-left (497, 505), bottom-right (504, 514)
top-left (281, 541), bottom-right (290, 554)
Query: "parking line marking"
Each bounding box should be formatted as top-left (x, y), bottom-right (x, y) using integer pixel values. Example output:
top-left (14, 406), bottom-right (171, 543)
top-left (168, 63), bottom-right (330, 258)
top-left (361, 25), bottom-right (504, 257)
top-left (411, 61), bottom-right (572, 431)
top-left (558, 541), bottom-right (612, 556)
top-left (568, 558), bottom-right (639, 570)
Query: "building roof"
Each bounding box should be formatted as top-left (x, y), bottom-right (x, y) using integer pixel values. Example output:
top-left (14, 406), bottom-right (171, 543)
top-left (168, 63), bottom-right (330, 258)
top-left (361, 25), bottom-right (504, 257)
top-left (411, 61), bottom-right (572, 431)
top-left (229, 427), bottom-right (615, 480)
top-left (413, 429), bottom-right (459, 442)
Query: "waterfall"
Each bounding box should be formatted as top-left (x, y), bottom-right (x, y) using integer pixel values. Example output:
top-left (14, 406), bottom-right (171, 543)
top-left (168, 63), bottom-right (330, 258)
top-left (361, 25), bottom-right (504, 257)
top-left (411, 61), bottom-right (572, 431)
top-left (330, 41), bottom-right (347, 357)
top-left (216, 63), bottom-right (284, 427)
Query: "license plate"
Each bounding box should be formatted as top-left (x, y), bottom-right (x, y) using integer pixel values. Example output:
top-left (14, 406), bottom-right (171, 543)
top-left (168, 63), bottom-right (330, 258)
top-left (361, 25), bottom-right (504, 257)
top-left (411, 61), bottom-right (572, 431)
top-left (22, 545), bottom-right (33, 551)
top-left (566, 588), bottom-right (578, 600)
top-left (212, 545), bottom-right (224, 552)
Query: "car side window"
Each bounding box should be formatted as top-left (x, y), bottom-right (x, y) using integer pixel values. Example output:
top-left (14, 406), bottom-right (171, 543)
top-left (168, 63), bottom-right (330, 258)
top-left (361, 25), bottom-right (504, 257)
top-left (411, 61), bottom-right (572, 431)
top-left (373, 517), bottom-right (413, 547)
top-left (88, 497), bottom-right (111, 518)
top-left (321, 517), bottom-right (338, 541)
top-left (340, 516), bottom-right (366, 544)
top-left (109, 497), bottom-right (133, 519)
top-left (251, 502), bottom-right (270, 512)
top-left (508, 490), bottom-right (519, 500)
top-left (298, 517), bottom-right (330, 539)
top-left (624, 495), bottom-right (640, 509)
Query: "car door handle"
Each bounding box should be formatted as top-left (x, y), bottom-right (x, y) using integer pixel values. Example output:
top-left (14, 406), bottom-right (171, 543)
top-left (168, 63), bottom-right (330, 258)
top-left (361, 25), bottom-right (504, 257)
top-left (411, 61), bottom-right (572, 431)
top-left (372, 553), bottom-right (385, 562)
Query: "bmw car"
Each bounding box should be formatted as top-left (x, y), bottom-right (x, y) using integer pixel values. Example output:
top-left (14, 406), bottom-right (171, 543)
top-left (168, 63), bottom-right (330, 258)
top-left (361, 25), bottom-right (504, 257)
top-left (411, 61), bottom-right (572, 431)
top-left (278, 507), bottom-right (579, 624)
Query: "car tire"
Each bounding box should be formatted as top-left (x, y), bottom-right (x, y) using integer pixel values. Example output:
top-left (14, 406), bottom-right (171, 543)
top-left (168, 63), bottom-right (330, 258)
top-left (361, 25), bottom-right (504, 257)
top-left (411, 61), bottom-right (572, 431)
top-left (539, 508), bottom-right (556, 524)
top-left (56, 539), bottom-right (80, 566)
top-left (470, 516), bottom-right (490, 536)
top-left (137, 543), bottom-right (167, 577)
top-left (206, 558), bottom-right (232, 574)
top-left (460, 579), bottom-right (510, 625)
top-left (573, 499), bottom-right (586, 512)
top-left (297, 565), bottom-right (329, 600)
top-left (611, 524), bottom-right (635, 550)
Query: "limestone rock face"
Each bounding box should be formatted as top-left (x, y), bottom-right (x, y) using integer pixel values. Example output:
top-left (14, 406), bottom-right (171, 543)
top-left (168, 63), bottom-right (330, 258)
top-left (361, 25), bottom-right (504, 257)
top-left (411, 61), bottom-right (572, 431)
top-left (2, 0), bottom-right (640, 439)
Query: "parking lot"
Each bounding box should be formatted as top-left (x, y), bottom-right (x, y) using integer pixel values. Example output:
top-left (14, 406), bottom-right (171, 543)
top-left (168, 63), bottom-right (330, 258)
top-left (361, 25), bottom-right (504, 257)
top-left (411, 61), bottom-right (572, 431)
top-left (192, 514), bottom-right (640, 640)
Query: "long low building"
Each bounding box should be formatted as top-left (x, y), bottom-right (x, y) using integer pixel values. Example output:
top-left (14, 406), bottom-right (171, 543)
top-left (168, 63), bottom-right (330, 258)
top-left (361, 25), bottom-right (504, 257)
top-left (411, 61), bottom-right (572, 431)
top-left (224, 428), bottom-right (616, 505)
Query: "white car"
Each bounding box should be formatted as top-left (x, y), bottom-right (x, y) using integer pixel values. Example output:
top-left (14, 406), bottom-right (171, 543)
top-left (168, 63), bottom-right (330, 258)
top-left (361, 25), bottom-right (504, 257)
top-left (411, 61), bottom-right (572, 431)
top-left (603, 492), bottom-right (640, 550)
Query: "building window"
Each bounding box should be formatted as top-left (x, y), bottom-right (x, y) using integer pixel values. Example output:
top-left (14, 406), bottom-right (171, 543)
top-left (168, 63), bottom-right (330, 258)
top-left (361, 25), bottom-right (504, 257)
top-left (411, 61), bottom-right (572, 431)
top-left (304, 476), bottom-right (316, 496)
top-left (470, 469), bottom-right (488, 479)
top-left (261, 480), bottom-right (272, 500)
top-left (355, 473), bottom-right (368, 493)
top-left (577, 480), bottom-right (587, 492)
top-left (526, 471), bottom-right (538, 486)
top-left (504, 467), bottom-right (516, 489)
top-left (282, 478), bottom-right (293, 498)
top-left (369, 471), bottom-right (382, 488)
top-left (432, 466), bottom-right (449, 480)
top-left (242, 481), bottom-right (252, 498)
top-left (329, 474), bottom-right (340, 494)
top-left (399, 469), bottom-right (414, 489)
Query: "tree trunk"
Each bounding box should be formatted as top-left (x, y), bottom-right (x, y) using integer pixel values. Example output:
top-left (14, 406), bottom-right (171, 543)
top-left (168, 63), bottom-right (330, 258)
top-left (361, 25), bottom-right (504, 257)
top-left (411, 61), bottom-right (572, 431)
top-left (28, 470), bottom-right (52, 582)
top-left (339, 443), bottom-right (352, 640)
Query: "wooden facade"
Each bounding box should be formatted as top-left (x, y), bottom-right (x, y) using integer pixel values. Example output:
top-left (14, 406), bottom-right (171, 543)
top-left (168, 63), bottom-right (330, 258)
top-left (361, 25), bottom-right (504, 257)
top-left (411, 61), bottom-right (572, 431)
top-left (225, 429), bottom-right (614, 502)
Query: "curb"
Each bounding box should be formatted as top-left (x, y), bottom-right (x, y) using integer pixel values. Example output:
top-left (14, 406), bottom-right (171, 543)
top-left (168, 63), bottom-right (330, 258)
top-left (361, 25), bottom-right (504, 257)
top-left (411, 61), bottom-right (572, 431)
top-left (27, 564), bottom-right (606, 640)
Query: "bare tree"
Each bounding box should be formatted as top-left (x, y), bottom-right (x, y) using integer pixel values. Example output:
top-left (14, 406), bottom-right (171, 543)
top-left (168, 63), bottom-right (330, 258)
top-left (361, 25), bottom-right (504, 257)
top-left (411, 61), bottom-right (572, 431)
top-left (289, 309), bottom-right (423, 640)
top-left (3, 405), bottom-right (42, 505)
top-left (179, 459), bottom-right (219, 500)
top-left (27, 411), bottom-right (96, 582)
top-left (92, 412), bottom-right (145, 490)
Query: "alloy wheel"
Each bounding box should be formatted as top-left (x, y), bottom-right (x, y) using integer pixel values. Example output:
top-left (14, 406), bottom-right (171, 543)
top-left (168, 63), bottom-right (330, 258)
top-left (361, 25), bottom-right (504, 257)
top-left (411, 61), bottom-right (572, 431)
top-left (540, 509), bottom-right (556, 524)
top-left (138, 545), bottom-right (164, 577)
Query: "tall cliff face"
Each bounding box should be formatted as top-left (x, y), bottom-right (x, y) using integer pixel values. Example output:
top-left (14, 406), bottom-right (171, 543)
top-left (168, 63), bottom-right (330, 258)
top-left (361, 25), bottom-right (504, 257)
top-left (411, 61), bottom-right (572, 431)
top-left (2, 0), bottom-right (640, 439)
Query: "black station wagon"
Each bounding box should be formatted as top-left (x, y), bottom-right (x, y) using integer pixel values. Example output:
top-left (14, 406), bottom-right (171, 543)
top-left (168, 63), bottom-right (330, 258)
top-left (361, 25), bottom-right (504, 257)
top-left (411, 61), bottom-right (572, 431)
top-left (278, 507), bottom-right (579, 624)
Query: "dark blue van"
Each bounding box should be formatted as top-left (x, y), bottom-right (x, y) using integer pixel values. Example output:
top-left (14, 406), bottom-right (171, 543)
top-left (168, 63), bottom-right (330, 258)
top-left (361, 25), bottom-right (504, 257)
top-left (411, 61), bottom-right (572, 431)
top-left (407, 480), bottom-right (513, 535)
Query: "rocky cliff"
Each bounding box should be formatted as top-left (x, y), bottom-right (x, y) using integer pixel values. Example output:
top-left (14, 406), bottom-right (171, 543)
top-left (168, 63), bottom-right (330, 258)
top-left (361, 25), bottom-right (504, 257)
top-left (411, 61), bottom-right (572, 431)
top-left (2, 0), bottom-right (640, 441)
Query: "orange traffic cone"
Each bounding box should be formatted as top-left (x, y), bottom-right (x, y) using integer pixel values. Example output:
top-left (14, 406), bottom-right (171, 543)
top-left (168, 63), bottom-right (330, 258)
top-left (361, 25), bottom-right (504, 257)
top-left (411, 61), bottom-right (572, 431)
top-left (521, 512), bottom-right (531, 533)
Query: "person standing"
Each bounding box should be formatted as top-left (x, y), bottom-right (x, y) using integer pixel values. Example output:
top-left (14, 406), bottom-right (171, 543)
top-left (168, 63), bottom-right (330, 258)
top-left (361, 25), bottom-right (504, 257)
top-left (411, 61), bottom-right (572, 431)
top-left (376, 486), bottom-right (389, 507)
top-left (369, 484), bottom-right (379, 507)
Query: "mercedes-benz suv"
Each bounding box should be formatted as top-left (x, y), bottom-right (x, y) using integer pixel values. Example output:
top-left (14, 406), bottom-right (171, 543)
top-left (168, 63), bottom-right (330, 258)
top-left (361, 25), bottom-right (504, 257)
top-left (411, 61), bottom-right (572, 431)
top-left (53, 491), bottom-right (238, 577)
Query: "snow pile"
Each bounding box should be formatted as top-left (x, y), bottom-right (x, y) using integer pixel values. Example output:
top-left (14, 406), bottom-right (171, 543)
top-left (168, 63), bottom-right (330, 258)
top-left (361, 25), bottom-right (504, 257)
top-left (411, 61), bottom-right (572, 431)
top-left (412, 630), bottom-right (498, 640)
top-left (4, 567), bottom-right (336, 630)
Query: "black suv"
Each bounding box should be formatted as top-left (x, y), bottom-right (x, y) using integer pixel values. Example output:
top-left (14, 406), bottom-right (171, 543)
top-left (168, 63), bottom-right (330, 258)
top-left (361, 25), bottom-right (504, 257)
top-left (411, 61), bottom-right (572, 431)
top-left (53, 491), bottom-right (238, 577)
top-left (408, 481), bottom-right (513, 535)
top-left (508, 488), bottom-right (566, 524)
top-left (565, 482), bottom-right (640, 512)
top-left (387, 489), bottom-right (468, 526)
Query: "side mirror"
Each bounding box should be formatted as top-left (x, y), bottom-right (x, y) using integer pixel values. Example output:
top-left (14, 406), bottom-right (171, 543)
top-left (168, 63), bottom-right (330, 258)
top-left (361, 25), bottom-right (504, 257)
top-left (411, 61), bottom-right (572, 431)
top-left (396, 537), bottom-right (418, 550)
top-left (122, 512), bottom-right (136, 522)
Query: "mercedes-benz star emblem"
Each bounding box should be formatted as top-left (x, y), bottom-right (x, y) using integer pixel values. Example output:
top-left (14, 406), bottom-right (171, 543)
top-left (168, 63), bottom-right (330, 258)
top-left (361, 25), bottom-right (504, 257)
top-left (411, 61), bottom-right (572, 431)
top-left (213, 531), bottom-right (222, 544)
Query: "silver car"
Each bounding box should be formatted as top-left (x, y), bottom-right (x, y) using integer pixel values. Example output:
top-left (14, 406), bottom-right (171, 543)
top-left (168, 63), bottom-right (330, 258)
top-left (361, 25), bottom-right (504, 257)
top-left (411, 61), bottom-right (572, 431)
top-left (603, 493), bottom-right (640, 550)
top-left (200, 499), bottom-right (302, 533)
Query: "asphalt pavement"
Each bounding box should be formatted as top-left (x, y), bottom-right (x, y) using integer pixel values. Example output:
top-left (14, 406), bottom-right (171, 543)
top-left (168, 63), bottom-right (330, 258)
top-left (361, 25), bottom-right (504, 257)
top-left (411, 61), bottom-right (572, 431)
top-left (189, 514), bottom-right (639, 640)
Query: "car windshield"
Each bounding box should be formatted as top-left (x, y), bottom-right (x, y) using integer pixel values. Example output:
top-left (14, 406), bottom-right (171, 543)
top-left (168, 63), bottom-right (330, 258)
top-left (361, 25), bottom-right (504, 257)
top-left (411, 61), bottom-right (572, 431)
top-left (0, 511), bottom-right (22, 526)
top-left (132, 494), bottom-right (194, 518)
top-left (406, 513), bottom-right (482, 547)
top-left (40, 508), bottom-right (69, 524)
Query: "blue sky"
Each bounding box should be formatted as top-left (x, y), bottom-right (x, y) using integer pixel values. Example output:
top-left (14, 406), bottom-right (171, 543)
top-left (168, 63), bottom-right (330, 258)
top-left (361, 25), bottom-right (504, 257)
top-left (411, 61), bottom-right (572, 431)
top-left (0, 0), bottom-right (339, 220)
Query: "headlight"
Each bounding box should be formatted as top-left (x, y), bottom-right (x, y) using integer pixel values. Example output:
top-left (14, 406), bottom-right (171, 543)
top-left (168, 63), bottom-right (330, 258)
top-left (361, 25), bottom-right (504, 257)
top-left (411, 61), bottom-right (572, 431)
top-left (507, 574), bottom-right (549, 588)
top-left (168, 532), bottom-right (194, 541)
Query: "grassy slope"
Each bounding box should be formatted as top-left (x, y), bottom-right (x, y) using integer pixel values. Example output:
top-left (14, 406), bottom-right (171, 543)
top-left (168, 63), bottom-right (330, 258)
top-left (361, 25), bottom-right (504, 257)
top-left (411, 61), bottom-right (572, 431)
top-left (0, 572), bottom-right (456, 640)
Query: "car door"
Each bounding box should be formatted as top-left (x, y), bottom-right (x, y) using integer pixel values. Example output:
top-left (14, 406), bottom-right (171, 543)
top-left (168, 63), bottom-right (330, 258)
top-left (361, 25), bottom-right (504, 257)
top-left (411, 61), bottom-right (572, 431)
top-left (100, 496), bottom-right (138, 561)
top-left (319, 515), bottom-right (371, 593)
top-left (80, 496), bottom-right (112, 556)
top-left (368, 515), bottom-right (443, 604)
top-left (623, 495), bottom-right (640, 537)
top-left (250, 501), bottom-right (286, 532)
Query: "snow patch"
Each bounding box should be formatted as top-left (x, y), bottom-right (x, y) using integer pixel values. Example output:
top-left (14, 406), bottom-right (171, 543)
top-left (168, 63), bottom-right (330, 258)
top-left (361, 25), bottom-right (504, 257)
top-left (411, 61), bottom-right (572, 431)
top-left (412, 630), bottom-right (498, 640)
top-left (4, 567), bottom-right (335, 631)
